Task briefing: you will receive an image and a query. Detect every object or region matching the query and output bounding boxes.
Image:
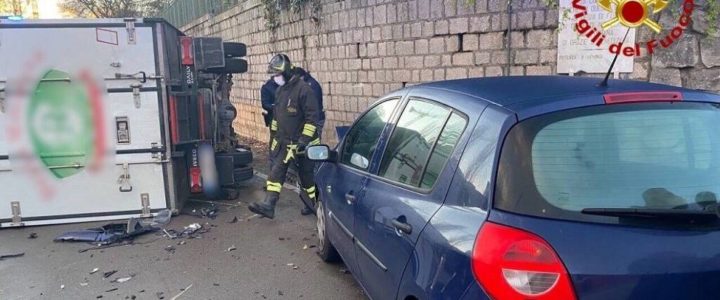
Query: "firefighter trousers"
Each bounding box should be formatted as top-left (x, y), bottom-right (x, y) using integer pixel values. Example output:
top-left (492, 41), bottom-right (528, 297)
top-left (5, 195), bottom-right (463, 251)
top-left (265, 141), bottom-right (318, 205)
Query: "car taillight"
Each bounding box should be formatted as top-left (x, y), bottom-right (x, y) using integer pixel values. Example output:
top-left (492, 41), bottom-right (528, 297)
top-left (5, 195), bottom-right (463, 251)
top-left (190, 167), bottom-right (202, 193)
top-left (472, 222), bottom-right (576, 300)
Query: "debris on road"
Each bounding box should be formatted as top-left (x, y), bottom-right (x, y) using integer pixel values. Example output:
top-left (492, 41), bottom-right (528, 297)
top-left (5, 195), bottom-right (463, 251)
top-left (156, 291), bottom-right (165, 299)
top-left (165, 245), bottom-right (176, 253)
top-left (28, 233), bottom-right (38, 239)
top-left (287, 263), bottom-right (299, 270)
top-left (90, 268), bottom-right (100, 274)
top-left (169, 284), bottom-right (192, 300)
top-left (227, 245), bottom-right (236, 252)
top-left (103, 270), bottom-right (118, 278)
top-left (60, 285), bottom-right (65, 290)
top-left (177, 240), bottom-right (186, 246)
top-left (0, 252), bottom-right (24, 260)
top-left (80, 282), bottom-right (89, 287)
top-left (112, 276), bottom-right (133, 283)
top-left (182, 223), bottom-right (202, 235)
top-left (105, 288), bottom-right (118, 292)
top-left (228, 216), bottom-right (239, 223)
top-left (55, 218), bottom-right (157, 245)
top-left (190, 205), bottom-right (218, 220)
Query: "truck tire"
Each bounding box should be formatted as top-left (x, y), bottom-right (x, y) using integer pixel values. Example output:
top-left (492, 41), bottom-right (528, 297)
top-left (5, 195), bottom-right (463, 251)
top-left (206, 58), bottom-right (247, 74)
top-left (224, 42), bottom-right (247, 57)
top-left (232, 148), bottom-right (253, 167)
top-left (234, 166), bottom-right (254, 183)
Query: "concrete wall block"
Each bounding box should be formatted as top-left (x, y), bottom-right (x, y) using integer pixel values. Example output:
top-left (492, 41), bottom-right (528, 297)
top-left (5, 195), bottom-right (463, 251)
top-left (396, 41), bottom-right (416, 55)
top-left (450, 18), bottom-right (469, 34)
top-left (479, 32), bottom-right (505, 49)
top-left (475, 51), bottom-right (491, 64)
top-left (539, 49), bottom-right (557, 63)
top-left (429, 37), bottom-right (446, 53)
top-left (470, 15), bottom-right (491, 32)
top-left (435, 20), bottom-right (450, 35)
top-left (527, 29), bottom-right (553, 48)
top-left (463, 33), bottom-right (479, 51)
top-left (425, 55), bottom-right (442, 67)
top-left (416, 39), bottom-right (430, 54)
top-left (452, 52), bottom-right (475, 66)
top-left (526, 65), bottom-right (552, 75)
top-left (447, 67), bottom-right (468, 79)
top-left (514, 49), bottom-right (539, 64)
top-left (446, 35), bottom-right (461, 52)
top-left (649, 67), bottom-right (682, 86)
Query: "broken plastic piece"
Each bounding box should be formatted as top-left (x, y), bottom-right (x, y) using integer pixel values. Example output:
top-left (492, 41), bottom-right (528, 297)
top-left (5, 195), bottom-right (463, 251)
top-left (170, 284), bottom-right (193, 300)
top-left (140, 209), bottom-right (172, 227)
top-left (103, 270), bottom-right (118, 278)
top-left (55, 218), bottom-right (157, 245)
top-left (90, 268), bottom-right (100, 274)
top-left (0, 252), bottom-right (25, 260)
top-left (227, 245), bottom-right (236, 252)
top-left (113, 276), bottom-right (132, 283)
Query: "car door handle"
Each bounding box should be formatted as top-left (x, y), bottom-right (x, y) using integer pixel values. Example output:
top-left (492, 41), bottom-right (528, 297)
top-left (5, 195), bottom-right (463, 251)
top-left (345, 192), bottom-right (356, 205)
top-left (391, 218), bottom-right (412, 235)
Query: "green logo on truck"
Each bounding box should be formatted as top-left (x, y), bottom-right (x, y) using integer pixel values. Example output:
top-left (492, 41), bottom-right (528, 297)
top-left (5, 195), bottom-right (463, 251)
top-left (29, 69), bottom-right (94, 179)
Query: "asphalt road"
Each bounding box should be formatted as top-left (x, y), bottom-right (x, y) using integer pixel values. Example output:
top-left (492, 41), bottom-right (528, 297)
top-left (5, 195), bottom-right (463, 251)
top-left (0, 176), bottom-right (365, 300)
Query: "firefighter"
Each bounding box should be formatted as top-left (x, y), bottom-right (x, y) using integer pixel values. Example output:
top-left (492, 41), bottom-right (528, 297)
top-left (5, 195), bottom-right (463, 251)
top-left (249, 54), bottom-right (321, 219)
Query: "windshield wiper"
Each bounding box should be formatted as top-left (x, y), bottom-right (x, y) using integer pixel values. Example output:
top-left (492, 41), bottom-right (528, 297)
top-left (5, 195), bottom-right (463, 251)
top-left (581, 208), bottom-right (719, 222)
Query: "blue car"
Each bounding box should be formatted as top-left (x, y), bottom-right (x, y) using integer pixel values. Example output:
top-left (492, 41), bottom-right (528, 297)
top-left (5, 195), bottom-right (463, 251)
top-left (306, 76), bottom-right (720, 300)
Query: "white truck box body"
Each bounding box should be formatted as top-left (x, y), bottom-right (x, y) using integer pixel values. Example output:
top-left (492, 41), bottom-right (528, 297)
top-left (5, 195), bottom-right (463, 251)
top-left (0, 18), bottom-right (177, 227)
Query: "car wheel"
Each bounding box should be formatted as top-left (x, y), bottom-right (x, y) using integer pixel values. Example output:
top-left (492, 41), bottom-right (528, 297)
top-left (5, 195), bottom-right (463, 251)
top-left (316, 200), bottom-right (340, 262)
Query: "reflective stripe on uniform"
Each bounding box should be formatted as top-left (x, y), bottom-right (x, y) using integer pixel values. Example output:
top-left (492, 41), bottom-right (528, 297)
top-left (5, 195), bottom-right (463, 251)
top-left (270, 139), bottom-right (278, 151)
top-left (283, 144), bottom-right (298, 164)
top-left (302, 123), bottom-right (316, 137)
top-left (271, 119), bottom-right (278, 131)
top-left (266, 181), bottom-right (282, 192)
top-left (305, 186), bottom-right (316, 199)
top-left (309, 137), bottom-right (321, 145)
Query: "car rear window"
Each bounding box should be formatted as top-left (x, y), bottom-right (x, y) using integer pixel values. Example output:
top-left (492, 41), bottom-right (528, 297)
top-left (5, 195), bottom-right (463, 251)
top-left (495, 102), bottom-right (720, 224)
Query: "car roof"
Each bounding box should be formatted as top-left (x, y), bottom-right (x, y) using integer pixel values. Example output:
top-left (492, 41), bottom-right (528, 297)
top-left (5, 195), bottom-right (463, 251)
top-left (415, 76), bottom-right (719, 117)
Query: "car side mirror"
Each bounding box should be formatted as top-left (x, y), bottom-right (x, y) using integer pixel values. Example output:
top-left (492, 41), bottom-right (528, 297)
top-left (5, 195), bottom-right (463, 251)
top-left (307, 145), bottom-right (336, 162)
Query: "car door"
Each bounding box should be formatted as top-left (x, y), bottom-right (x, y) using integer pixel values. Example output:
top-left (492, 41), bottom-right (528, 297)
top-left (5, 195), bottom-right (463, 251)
top-left (354, 98), bottom-right (469, 299)
top-left (323, 98), bottom-right (401, 272)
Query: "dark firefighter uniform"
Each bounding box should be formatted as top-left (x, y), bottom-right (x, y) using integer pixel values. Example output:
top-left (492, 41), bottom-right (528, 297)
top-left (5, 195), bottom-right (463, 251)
top-left (249, 54), bottom-right (321, 219)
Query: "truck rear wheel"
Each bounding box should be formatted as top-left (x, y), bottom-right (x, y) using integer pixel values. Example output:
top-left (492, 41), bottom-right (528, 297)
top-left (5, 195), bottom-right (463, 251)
top-left (206, 58), bottom-right (247, 74)
top-left (223, 42), bottom-right (247, 57)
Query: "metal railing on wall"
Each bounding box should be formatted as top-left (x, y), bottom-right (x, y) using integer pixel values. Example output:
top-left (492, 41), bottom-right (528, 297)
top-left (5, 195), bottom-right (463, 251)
top-left (158, 0), bottom-right (241, 28)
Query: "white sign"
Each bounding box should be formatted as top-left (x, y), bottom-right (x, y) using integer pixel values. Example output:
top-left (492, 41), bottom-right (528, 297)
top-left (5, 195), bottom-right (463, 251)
top-left (557, 0), bottom-right (635, 74)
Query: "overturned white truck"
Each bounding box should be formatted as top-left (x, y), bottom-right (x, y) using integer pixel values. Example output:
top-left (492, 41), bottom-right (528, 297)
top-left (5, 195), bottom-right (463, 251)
top-left (0, 18), bottom-right (252, 227)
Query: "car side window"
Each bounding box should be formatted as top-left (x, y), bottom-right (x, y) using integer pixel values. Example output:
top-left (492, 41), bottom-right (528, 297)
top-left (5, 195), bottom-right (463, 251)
top-left (420, 113), bottom-right (467, 189)
top-left (378, 99), bottom-right (452, 187)
top-left (340, 99), bottom-right (399, 170)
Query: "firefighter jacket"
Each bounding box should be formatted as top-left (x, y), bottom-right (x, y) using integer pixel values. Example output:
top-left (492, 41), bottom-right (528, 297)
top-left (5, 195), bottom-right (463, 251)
top-left (270, 73), bottom-right (321, 147)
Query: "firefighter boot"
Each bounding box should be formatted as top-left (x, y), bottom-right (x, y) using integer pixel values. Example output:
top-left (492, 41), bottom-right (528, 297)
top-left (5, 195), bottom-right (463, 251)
top-left (249, 193), bottom-right (280, 219)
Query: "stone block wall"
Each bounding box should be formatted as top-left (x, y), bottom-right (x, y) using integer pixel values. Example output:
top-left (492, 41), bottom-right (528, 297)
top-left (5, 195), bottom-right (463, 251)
top-left (182, 0), bottom-right (720, 145)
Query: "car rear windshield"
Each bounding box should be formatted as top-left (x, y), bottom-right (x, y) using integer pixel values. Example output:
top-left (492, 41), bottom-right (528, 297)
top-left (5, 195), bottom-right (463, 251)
top-left (495, 102), bottom-right (720, 224)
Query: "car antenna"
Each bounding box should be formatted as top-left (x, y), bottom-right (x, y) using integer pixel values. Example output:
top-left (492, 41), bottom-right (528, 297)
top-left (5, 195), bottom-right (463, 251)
top-left (598, 28), bottom-right (631, 88)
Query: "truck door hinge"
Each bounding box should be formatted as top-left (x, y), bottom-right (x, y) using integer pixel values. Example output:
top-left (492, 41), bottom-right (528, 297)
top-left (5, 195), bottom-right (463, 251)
top-left (124, 18), bottom-right (137, 45)
top-left (151, 142), bottom-right (162, 159)
top-left (131, 83), bottom-right (142, 108)
top-left (10, 201), bottom-right (23, 227)
top-left (140, 193), bottom-right (151, 217)
top-left (118, 163), bottom-right (132, 192)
